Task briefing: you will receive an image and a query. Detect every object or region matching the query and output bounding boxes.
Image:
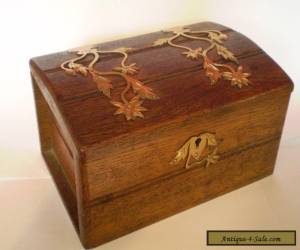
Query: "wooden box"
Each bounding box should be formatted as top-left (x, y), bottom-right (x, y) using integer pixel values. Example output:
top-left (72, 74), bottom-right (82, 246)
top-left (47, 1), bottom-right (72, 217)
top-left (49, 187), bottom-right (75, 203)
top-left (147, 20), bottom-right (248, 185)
top-left (30, 22), bottom-right (293, 248)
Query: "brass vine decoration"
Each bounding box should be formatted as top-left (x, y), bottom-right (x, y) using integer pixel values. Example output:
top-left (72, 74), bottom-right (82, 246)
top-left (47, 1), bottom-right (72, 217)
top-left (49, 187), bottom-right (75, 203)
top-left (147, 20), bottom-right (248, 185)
top-left (61, 46), bottom-right (159, 120)
top-left (170, 132), bottom-right (220, 169)
top-left (152, 26), bottom-right (251, 88)
top-left (61, 26), bottom-right (251, 121)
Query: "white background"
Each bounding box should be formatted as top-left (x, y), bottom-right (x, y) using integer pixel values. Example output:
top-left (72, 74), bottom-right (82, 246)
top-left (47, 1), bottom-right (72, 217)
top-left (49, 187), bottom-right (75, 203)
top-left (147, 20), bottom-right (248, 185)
top-left (0, 1), bottom-right (299, 249)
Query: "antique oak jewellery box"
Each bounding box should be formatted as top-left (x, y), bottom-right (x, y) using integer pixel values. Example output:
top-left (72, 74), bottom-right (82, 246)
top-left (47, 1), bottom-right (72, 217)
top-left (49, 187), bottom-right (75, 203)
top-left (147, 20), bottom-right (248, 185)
top-left (30, 22), bottom-right (293, 248)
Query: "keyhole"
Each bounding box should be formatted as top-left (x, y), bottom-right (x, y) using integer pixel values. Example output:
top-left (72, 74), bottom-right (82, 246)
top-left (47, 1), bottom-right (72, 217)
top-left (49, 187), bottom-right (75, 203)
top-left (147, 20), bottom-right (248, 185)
top-left (195, 138), bottom-right (201, 147)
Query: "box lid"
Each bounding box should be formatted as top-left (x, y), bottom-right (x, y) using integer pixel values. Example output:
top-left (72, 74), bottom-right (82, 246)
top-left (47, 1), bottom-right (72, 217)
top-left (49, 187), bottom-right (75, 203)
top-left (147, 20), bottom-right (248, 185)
top-left (30, 22), bottom-right (292, 148)
top-left (30, 22), bottom-right (293, 201)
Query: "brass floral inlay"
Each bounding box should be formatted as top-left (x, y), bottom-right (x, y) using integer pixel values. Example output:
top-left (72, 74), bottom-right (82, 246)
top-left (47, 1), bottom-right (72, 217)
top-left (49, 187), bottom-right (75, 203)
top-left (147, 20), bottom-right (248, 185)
top-left (170, 132), bottom-right (220, 169)
top-left (152, 26), bottom-right (251, 88)
top-left (61, 26), bottom-right (251, 121)
top-left (61, 46), bottom-right (159, 121)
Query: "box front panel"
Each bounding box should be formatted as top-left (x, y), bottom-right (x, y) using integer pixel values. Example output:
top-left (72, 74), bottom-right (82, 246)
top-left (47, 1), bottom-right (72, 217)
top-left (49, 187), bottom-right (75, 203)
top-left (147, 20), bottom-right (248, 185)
top-left (85, 86), bottom-right (291, 202)
top-left (85, 138), bottom-right (280, 247)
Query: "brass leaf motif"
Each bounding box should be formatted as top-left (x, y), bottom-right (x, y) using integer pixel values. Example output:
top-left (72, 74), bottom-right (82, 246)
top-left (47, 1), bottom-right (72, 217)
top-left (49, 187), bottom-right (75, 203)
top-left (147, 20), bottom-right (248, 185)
top-left (205, 64), bottom-right (222, 84)
top-left (111, 96), bottom-right (147, 120)
top-left (171, 132), bottom-right (220, 169)
top-left (223, 66), bottom-right (251, 88)
top-left (92, 73), bottom-right (113, 98)
top-left (152, 37), bottom-right (170, 46)
top-left (204, 57), bottom-right (222, 84)
top-left (69, 62), bottom-right (88, 76)
top-left (208, 32), bottom-right (227, 43)
top-left (159, 26), bottom-right (250, 87)
top-left (216, 44), bottom-right (238, 64)
top-left (126, 75), bottom-right (159, 100)
top-left (182, 48), bottom-right (202, 60)
top-left (113, 63), bottom-right (139, 75)
top-left (61, 45), bottom-right (158, 120)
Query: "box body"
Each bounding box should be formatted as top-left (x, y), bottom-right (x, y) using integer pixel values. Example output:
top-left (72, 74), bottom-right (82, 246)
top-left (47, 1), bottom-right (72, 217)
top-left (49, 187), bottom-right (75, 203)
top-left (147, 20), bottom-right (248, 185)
top-left (30, 22), bottom-right (293, 248)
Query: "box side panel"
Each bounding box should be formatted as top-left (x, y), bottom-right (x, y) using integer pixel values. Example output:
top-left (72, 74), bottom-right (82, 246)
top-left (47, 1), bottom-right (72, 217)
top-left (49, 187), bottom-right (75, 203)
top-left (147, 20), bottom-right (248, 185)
top-left (32, 75), bottom-right (79, 232)
top-left (85, 86), bottom-right (291, 202)
top-left (84, 138), bottom-right (280, 248)
top-left (52, 123), bottom-right (76, 191)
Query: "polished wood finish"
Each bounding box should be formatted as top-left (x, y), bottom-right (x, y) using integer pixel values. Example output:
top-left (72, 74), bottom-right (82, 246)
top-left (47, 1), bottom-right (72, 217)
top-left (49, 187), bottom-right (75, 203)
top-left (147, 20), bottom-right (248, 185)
top-left (30, 22), bottom-right (293, 248)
